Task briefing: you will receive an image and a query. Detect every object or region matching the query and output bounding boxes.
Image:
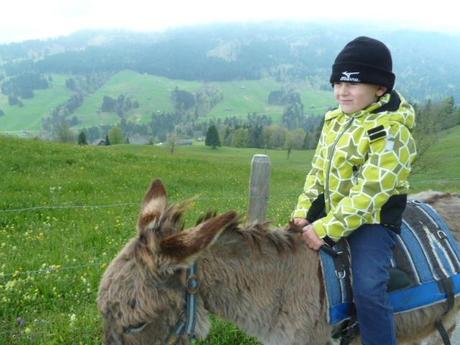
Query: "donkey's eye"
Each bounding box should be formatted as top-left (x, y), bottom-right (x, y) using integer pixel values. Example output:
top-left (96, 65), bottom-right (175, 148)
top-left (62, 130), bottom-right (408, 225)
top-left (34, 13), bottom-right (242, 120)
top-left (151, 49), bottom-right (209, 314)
top-left (124, 322), bottom-right (147, 334)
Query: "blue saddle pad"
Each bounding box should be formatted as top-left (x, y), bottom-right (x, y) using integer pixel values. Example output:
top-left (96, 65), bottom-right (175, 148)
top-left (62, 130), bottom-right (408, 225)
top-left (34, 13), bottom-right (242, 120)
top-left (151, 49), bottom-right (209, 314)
top-left (320, 200), bottom-right (460, 325)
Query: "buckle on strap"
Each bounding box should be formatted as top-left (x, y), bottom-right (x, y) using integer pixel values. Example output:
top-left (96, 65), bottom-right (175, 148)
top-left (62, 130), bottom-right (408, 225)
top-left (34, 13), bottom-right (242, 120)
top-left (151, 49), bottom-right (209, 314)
top-left (186, 274), bottom-right (200, 294)
top-left (320, 244), bottom-right (342, 258)
top-left (437, 230), bottom-right (448, 240)
top-left (321, 243), bottom-right (348, 280)
top-left (336, 270), bottom-right (347, 279)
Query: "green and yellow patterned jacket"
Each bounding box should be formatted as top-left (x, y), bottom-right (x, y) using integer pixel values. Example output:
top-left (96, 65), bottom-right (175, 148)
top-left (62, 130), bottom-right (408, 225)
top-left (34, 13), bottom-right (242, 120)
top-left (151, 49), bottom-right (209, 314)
top-left (293, 91), bottom-right (417, 242)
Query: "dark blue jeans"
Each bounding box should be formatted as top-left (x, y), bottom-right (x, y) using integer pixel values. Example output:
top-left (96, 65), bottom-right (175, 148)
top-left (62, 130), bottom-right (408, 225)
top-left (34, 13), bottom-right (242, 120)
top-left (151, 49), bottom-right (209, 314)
top-left (348, 224), bottom-right (397, 345)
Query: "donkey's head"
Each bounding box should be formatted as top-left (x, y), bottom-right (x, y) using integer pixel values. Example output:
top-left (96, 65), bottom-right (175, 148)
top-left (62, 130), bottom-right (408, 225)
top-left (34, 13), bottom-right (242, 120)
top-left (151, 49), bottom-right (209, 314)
top-left (97, 179), bottom-right (238, 345)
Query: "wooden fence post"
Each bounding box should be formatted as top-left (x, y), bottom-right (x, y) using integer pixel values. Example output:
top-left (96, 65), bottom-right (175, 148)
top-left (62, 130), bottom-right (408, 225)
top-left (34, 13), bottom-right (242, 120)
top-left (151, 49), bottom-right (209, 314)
top-left (248, 154), bottom-right (271, 223)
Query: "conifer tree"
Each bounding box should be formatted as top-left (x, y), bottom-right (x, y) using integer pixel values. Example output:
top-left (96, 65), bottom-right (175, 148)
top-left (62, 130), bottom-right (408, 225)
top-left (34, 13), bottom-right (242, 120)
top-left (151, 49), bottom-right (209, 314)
top-left (78, 131), bottom-right (87, 145)
top-left (205, 124), bottom-right (221, 149)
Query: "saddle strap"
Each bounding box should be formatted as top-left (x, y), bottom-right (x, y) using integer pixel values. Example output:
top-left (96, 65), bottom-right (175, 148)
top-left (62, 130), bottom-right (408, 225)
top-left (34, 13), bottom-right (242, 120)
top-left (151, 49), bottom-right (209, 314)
top-left (437, 277), bottom-right (455, 314)
top-left (434, 277), bottom-right (455, 345)
top-left (435, 320), bottom-right (452, 345)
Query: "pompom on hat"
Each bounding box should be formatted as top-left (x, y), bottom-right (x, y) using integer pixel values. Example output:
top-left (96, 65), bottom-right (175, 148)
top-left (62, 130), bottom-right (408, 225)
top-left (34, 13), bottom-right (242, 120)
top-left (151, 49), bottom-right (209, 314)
top-left (330, 36), bottom-right (395, 91)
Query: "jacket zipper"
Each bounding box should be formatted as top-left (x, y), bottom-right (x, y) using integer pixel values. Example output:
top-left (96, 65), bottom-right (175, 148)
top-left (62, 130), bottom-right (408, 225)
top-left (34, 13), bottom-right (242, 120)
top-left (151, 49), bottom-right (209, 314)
top-left (324, 116), bottom-right (355, 212)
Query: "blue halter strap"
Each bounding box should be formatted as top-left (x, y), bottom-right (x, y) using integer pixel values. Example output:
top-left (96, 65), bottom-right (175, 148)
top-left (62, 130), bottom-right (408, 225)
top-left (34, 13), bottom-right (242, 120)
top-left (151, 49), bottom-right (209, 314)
top-left (164, 263), bottom-right (200, 344)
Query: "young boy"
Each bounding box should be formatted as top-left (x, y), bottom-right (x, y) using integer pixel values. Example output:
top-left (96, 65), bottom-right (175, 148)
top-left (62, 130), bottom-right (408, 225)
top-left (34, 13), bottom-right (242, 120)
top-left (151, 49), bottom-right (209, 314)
top-left (292, 36), bottom-right (417, 345)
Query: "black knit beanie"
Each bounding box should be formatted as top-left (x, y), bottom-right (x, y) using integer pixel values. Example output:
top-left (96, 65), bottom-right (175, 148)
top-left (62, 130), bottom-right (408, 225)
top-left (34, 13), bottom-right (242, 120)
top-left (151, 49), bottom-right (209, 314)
top-left (330, 36), bottom-right (395, 91)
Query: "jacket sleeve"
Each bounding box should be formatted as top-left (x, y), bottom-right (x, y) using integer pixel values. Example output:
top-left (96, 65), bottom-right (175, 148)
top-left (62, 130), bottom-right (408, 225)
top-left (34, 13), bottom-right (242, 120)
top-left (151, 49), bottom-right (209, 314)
top-left (292, 124), bottom-right (326, 219)
top-left (313, 122), bottom-right (416, 241)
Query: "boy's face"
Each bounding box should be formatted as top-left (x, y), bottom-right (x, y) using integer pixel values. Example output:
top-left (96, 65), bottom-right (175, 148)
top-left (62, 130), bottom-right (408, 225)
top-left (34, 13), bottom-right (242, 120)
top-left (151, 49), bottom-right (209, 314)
top-left (333, 82), bottom-right (387, 114)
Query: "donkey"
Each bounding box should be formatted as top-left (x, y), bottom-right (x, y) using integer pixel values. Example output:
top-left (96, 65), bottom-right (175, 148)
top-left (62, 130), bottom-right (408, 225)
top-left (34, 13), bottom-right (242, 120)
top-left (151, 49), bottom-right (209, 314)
top-left (98, 180), bottom-right (460, 345)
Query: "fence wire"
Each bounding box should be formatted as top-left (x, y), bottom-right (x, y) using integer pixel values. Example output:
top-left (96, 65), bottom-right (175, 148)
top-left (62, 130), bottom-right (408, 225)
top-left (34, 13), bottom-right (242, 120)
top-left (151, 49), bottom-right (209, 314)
top-left (1, 177), bottom-right (459, 280)
top-left (0, 195), bottom-right (273, 214)
top-left (0, 192), bottom-right (295, 280)
top-left (0, 202), bottom-right (139, 213)
top-left (0, 262), bottom-right (105, 281)
top-left (1, 178), bottom-right (460, 214)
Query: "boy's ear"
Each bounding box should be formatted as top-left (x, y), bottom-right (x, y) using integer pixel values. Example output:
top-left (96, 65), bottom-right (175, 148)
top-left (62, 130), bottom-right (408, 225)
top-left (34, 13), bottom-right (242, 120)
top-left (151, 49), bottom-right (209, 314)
top-left (376, 86), bottom-right (387, 97)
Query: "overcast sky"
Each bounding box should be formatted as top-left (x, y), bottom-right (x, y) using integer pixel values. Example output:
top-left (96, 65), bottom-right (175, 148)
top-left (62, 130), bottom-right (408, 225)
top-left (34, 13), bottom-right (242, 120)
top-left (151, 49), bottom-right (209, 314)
top-left (2, 0), bottom-right (460, 43)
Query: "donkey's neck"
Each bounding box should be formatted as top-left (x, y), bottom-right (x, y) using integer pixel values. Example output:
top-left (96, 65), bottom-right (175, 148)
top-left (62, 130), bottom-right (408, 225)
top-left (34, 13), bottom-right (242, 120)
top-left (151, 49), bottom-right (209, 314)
top-left (198, 227), bottom-right (330, 345)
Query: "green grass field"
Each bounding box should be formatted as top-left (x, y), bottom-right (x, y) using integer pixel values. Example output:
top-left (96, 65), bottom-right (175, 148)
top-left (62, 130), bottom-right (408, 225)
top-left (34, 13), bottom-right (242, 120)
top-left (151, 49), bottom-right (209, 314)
top-left (0, 125), bottom-right (459, 344)
top-left (0, 71), bottom-right (334, 132)
top-left (409, 125), bottom-right (460, 192)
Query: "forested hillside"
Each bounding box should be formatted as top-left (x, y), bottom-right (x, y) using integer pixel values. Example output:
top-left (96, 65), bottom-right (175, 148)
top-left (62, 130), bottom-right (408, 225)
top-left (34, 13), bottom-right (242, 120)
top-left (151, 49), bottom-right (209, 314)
top-left (2, 23), bottom-right (460, 100)
top-left (1, 22), bottom-right (460, 146)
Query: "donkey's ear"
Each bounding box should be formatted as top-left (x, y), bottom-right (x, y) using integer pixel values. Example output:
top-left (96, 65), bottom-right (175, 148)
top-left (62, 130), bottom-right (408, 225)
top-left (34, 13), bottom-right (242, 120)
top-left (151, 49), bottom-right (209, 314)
top-left (159, 211), bottom-right (239, 266)
top-left (137, 179), bottom-right (168, 232)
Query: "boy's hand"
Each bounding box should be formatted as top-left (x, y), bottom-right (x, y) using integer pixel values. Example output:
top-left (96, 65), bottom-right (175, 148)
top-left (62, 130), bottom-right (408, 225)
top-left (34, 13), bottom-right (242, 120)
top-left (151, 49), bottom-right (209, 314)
top-left (302, 224), bottom-right (324, 251)
top-left (293, 218), bottom-right (309, 227)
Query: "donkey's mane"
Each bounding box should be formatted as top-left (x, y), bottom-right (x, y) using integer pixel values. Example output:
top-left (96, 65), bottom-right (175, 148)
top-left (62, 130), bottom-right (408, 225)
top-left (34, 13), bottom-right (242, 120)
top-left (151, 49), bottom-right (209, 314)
top-left (132, 201), bottom-right (192, 262)
top-left (217, 219), bottom-right (303, 255)
top-left (147, 201), bottom-right (192, 233)
top-left (131, 199), bottom-right (304, 264)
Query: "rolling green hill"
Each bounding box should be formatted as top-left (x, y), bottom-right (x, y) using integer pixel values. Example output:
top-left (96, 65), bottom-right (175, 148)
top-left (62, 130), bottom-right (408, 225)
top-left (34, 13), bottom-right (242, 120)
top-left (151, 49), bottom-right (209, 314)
top-left (72, 71), bottom-right (200, 127)
top-left (0, 125), bottom-right (458, 344)
top-left (203, 78), bottom-right (333, 122)
top-left (0, 70), bottom-right (334, 133)
top-left (0, 74), bottom-right (73, 133)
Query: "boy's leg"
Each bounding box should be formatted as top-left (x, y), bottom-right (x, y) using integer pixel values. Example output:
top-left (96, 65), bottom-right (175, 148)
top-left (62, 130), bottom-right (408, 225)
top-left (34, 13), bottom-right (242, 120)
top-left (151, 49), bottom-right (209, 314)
top-left (348, 224), bottom-right (397, 345)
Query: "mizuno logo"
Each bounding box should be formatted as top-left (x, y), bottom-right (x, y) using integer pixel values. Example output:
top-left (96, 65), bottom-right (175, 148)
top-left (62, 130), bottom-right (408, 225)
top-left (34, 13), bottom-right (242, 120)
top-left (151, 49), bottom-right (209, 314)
top-left (340, 71), bottom-right (360, 82)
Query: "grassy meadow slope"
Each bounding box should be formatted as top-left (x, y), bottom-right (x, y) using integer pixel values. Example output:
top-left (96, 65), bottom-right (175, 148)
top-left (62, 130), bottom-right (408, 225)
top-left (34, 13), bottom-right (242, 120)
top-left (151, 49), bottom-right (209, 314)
top-left (409, 125), bottom-right (460, 192)
top-left (0, 125), bottom-right (458, 344)
top-left (203, 78), bottom-right (333, 122)
top-left (0, 74), bottom-right (73, 133)
top-left (73, 71), bottom-right (201, 127)
top-left (73, 70), bottom-right (334, 127)
top-left (0, 70), bottom-right (334, 132)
